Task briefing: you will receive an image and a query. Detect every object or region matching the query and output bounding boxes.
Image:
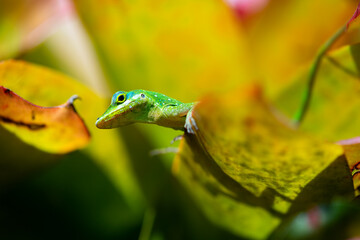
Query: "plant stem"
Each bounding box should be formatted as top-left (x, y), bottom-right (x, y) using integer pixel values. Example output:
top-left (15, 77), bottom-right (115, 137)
top-left (293, 25), bottom-right (346, 126)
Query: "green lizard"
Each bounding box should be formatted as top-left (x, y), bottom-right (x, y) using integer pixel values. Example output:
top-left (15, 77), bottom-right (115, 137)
top-left (96, 90), bottom-right (198, 133)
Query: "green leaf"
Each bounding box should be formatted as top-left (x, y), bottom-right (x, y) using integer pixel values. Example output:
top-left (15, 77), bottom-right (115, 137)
top-left (173, 86), bottom-right (352, 239)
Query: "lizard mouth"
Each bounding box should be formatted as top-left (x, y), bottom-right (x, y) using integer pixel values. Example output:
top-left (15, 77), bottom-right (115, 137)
top-left (95, 100), bottom-right (138, 129)
top-left (95, 116), bottom-right (112, 129)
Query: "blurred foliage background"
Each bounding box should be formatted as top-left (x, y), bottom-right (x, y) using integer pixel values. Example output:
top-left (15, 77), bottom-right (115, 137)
top-left (1, 0), bottom-right (360, 239)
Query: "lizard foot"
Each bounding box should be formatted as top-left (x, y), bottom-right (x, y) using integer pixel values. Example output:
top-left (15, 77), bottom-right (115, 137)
top-left (184, 108), bottom-right (198, 134)
top-left (171, 135), bottom-right (183, 144)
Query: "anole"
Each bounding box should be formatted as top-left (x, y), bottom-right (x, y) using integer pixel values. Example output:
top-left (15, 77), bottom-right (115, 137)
top-left (96, 90), bottom-right (198, 133)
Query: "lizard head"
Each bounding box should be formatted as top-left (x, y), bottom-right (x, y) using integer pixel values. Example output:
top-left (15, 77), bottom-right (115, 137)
top-left (96, 90), bottom-right (155, 129)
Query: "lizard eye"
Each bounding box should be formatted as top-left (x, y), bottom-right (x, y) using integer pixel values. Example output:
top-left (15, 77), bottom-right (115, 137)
top-left (116, 93), bottom-right (126, 104)
top-left (141, 93), bottom-right (145, 98)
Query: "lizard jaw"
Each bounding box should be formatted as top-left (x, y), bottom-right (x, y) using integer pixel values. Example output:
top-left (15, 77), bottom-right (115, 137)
top-left (95, 101), bottom-right (137, 129)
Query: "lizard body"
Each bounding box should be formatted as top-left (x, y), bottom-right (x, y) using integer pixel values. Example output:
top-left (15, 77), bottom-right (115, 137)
top-left (96, 90), bottom-right (196, 132)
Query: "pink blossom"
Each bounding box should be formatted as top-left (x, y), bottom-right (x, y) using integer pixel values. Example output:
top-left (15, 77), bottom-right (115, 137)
top-left (224, 0), bottom-right (269, 18)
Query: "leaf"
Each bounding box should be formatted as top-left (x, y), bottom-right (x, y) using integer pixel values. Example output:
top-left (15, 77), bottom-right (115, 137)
top-left (0, 60), bottom-right (144, 210)
top-left (0, 86), bottom-right (90, 154)
top-left (173, 86), bottom-right (352, 239)
top-left (275, 44), bottom-right (360, 142)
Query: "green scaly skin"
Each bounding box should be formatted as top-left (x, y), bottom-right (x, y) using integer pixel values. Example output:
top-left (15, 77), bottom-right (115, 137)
top-left (96, 90), bottom-right (197, 133)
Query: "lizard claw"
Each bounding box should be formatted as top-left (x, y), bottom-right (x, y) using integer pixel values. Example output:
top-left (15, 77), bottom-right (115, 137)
top-left (185, 109), bottom-right (198, 134)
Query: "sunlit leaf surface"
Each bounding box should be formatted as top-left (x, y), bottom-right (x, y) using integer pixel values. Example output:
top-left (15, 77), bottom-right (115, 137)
top-left (0, 86), bottom-right (89, 153)
top-left (174, 86), bottom-right (353, 239)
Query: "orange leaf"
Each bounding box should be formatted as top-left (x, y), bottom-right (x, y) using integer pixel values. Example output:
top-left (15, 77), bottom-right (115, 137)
top-left (0, 86), bottom-right (90, 153)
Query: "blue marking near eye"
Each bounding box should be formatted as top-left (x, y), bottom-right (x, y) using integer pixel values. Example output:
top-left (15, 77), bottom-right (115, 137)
top-left (126, 91), bottom-right (135, 99)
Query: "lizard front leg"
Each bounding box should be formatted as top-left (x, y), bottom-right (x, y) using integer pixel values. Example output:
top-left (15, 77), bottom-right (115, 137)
top-left (185, 106), bottom-right (198, 134)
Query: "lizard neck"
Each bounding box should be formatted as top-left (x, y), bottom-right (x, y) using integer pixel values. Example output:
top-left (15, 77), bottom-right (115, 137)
top-left (152, 102), bottom-right (194, 130)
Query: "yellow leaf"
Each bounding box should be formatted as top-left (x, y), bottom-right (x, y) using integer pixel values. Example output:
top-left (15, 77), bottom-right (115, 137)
top-left (174, 86), bottom-right (352, 239)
